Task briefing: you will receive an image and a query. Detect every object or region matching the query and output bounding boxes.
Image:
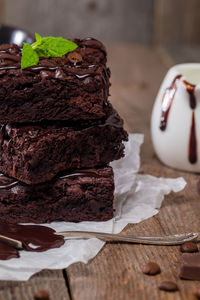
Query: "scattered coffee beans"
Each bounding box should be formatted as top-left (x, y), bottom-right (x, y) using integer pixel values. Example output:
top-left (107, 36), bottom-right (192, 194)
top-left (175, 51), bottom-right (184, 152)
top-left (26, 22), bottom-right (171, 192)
top-left (142, 262), bottom-right (161, 275)
top-left (180, 242), bottom-right (198, 253)
top-left (34, 290), bottom-right (50, 300)
top-left (197, 179), bottom-right (200, 195)
top-left (158, 281), bottom-right (179, 292)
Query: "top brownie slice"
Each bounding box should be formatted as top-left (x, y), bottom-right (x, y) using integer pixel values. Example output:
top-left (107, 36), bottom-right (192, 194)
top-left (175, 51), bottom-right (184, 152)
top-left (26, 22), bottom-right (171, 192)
top-left (0, 38), bottom-right (111, 123)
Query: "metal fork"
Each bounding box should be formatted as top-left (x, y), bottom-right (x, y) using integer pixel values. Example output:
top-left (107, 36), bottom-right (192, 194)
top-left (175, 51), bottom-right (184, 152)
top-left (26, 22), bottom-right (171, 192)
top-left (55, 231), bottom-right (198, 246)
top-left (0, 231), bottom-right (198, 250)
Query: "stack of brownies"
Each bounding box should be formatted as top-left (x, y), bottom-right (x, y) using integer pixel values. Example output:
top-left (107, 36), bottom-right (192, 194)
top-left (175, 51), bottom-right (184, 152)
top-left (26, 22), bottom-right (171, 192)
top-left (0, 38), bottom-right (128, 223)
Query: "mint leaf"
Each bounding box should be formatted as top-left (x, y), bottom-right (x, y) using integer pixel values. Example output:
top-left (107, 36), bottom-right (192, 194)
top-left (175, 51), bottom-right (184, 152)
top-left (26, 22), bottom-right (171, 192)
top-left (31, 33), bottom-right (42, 50)
top-left (35, 33), bottom-right (42, 43)
top-left (21, 43), bottom-right (39, 69)
top-left (36, 37), bottom-right (78, 58)
top-left (21, 34), bottom-right (78, 69)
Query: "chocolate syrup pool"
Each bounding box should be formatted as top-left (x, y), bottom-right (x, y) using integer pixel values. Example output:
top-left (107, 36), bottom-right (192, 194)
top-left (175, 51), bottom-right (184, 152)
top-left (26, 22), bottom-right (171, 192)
top-left (0, 222), bottom-right (64, 260)
top-left (159, 75), bottom-right (198, 164)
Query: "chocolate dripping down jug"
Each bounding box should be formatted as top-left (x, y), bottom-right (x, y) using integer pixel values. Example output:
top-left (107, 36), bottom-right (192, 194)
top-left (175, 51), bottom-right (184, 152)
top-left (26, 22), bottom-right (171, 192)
top-left (151, 63), bottom-right (200, 172)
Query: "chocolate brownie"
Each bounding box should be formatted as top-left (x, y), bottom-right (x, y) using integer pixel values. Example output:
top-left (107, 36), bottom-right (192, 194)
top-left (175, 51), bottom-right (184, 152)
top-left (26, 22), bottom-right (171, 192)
top-left (0, 38), bottom-right (111, 123)
top-left (0, 167), bottom-right (114, 223)
top-left (0, 108), bottom-right (128, 184)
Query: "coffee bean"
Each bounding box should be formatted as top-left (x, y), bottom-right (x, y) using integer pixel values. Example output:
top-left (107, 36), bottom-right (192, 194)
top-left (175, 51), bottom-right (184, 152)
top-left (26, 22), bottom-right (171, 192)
top-left (142, 262), bottom-right (161, 275)
top-left (194, 288), bottom-right (200, 299)
top-left (180, 242), bottom-right (198, 253)
top-left (67, 52), bottom-right (82, 64)
top-left (34, 290), bottom-right (50, 300)
top-left (197, 179), bottom-right (200, 195)
top-left (158, 281), bottom-right (179, 292)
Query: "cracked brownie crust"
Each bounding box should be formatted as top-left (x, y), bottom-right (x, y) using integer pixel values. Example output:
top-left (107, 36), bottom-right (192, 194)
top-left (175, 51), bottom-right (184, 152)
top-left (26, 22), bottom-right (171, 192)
top-left (0, 107), bottom-right (128, 184)
top-left (0, 38), bottom-right (110, 122)
top-left (0, 167), bottom-right (114, 223)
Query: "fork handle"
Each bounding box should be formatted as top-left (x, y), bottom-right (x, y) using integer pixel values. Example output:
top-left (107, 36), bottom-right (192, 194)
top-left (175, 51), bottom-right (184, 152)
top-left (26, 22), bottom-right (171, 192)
top-left (56, 231), bottom-right (198, 246)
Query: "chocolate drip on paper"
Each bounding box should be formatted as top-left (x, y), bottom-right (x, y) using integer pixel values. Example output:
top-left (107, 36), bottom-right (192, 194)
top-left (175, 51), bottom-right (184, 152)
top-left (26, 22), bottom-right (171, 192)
top-left (0, 222), bottom-right (64, 260)
top-left (0, 241), bottom-right (19, 260)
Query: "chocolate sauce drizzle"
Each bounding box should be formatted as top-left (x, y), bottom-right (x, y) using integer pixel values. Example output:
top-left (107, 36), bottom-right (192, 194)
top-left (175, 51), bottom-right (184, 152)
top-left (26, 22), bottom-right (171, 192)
top-left (59, 169), bottom-right (104, 179)
top-left (0, 108), bottom-right (122, 142)
top-left (189, 111), bottom-right (197, 164)
top-left (0, 222), bottom-right (64, 260)
top-left (0, 173), bottom-right (18, 189)
top-left (0, 166), bottom-right (106, 260)
top-left (0, 167), bottom-right (106, 190)
top-left (183, 80), bottom-right (196, 109)
top-left (0, 41), bottom-right (110, 104)
top-left (159, 75), bottom-right (182, 131)
top-left (159, 75), bottom-right (198, 164)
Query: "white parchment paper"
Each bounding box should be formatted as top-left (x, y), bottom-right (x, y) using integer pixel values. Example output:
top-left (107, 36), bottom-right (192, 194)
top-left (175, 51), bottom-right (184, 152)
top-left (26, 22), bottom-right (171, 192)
top-left (0, 134), bottom-right (186, 281)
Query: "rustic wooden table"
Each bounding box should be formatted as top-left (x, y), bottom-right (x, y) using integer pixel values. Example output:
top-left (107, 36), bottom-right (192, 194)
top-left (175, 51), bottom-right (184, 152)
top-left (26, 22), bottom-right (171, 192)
top-left (1, 44), bottom-right (200, 300)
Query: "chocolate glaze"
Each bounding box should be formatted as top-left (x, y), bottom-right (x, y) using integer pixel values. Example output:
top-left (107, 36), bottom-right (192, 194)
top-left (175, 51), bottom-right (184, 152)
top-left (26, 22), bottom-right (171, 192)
top-left (0, 39), bottom-right (107, 71)
top-left (159, 75), bottom-right (182, 131)
top-left (0, 166), bottom-right (108, 189)
top-left (0, 173), bottom-right (18, 189)
top-left (189, 111), bottom-right (197, 164)
top-left (59, 168), bottom-right (106, 179)
top-left (0, 167), bottom-right (114, 224)
top-left (0, 222), bottom-right (64, 260)
top-left (0, 39), bottom-right (111, 124)
top-left (1, 107), bottom-right (122, 135)
top-left (100, 110), bottom-right (123, 129)
top-left (0, 40), bottom-right (110, 104)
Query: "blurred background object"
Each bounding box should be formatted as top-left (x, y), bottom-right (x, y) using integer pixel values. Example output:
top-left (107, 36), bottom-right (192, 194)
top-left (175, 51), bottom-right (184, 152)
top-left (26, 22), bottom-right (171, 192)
top-left (0, 25), bottom-right (34, 45)
top-left (0, 0), bottom-right (152, 43)
top-left (0, 0), bottom-right (200, 46)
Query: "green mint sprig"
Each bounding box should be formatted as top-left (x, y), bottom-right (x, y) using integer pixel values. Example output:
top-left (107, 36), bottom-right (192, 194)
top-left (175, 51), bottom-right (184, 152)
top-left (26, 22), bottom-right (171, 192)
top-left (21, 33), bottom-right (78, 69)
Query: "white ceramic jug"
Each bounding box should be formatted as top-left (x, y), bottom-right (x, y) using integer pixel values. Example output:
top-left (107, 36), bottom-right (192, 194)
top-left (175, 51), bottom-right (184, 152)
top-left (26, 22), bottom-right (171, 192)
top-left (151, 63), bottom-right (200, 172)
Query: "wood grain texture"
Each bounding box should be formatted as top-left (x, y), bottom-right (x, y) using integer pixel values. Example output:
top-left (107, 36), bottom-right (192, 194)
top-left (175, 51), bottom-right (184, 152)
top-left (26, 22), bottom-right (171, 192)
top-left (65, 44), bottom-right (200, 300)
top-left (154, 0), bottom-right (200, 45)
top-left (0, 270), bottom-right (70, 299)
top-left (0, 0), bottom-right (153, 43)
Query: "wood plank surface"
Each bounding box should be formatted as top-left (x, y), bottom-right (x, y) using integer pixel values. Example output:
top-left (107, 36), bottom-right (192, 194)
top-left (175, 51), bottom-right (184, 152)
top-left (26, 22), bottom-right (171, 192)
top-left (154, 0), bottom-right (200, 46)
top-left (65, 44), bottom-right (200, 300)
top-left (0, 270), bottom-right (70, 300)
top-left (0, 44), bottom-right (200, 300)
